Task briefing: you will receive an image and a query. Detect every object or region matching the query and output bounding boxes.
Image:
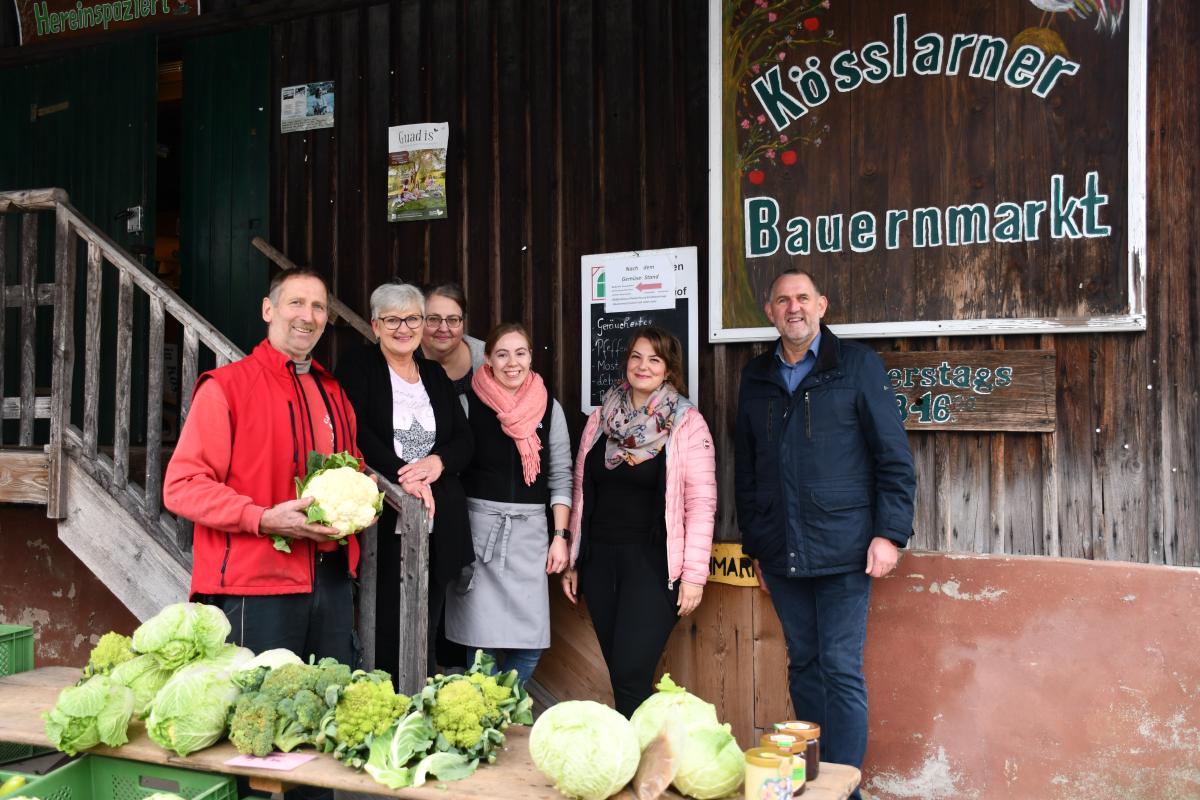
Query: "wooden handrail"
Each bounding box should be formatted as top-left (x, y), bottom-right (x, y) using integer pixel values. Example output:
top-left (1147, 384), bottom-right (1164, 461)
top-left (250, 236), bottom-right (378, 344)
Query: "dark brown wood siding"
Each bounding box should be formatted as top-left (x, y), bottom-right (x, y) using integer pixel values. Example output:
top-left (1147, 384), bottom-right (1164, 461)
top-left (262, 0), bottom-right (1198, 570)
top-left (0, 1), bottom-right (1195, 569)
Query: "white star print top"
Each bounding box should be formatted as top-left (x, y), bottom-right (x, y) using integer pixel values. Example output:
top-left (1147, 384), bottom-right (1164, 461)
top-left (389, 369), bottom-right (437, 462)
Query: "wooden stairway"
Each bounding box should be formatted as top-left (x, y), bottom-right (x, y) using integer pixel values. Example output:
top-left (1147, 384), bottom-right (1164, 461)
top-left (0, 188), bottom-right (431, 693)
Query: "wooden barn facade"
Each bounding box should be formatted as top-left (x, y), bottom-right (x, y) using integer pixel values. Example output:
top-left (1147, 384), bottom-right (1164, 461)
top-left (0, 2), bottom-right (1197, 797)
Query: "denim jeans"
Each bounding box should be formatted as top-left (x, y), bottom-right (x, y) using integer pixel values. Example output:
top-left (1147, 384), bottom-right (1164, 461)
top-left (762, 568), bottom-right (872, 776)
top-left (477, 647), bottom-right (543, 683)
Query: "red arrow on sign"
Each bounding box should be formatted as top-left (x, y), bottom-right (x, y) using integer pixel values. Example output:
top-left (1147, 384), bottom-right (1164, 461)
top-left (636, 282), bottom-right (663, 291)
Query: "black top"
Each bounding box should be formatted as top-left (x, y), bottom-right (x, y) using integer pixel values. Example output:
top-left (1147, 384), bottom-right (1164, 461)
top-left (335, 344), bottom-right (475, 590)
top-left (585, 435), bottom-right (665, 544)
top-left (452, 368), bottom-right (474, 397)
top-left (462, 389), bottom-right (554, 505)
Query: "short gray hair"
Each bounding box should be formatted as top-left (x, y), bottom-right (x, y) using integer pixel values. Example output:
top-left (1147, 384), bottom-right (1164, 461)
top-left (370, 282), bottom-right (425, 320)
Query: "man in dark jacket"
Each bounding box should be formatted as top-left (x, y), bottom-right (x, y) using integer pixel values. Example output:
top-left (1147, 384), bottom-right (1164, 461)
top-left (734, 269), bottom-right (915, 785)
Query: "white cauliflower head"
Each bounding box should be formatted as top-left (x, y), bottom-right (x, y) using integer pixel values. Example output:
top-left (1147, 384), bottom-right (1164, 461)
top-left (303, 465), bottom-right (383, 536)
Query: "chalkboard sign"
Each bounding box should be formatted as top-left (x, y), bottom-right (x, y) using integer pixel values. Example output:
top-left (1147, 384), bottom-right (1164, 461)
top-left (580, 247), bottom-right (699, 414)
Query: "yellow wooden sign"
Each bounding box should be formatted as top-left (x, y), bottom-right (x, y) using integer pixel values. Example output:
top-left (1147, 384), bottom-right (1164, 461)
top-left (708, 543), bottom-right (759, 587)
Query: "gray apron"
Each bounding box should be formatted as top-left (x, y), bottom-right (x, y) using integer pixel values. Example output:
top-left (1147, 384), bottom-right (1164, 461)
top-left (444, 497), bottom-right (551, 649)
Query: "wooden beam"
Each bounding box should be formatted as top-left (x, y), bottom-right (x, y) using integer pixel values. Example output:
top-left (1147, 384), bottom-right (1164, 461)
top-left (0, 188), bottom-right (68, 212)
top-left (0, 450), bottom-right (49, 504)
top-left (251, 236), bottom-right (377, 344)
top-left (394, 488), bottom-right (430, 695)
top-left (57, 460), bottom-right (189, 621)
top-left (82, 242), bottom-right (103, 458)
top-left (18, 213), bottom-right (36, 446)
top-left (144, 296), bottom-right (165, 529)
top-left (46, 204), bottom-right (76, 519)
top-left (112, 271), bottom-right (133, 491)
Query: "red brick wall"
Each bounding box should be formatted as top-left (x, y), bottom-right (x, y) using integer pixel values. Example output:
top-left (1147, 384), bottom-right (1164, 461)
top-left (0, 507), bottom-right (137, 669)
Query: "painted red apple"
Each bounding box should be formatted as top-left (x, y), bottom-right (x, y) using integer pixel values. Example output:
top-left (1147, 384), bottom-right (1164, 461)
top-left (803, 17), bottom-right (820, 31)
top-left (748, 170), bottom-right (765, 185)
top-left (780, 150), bottom-right (797, 166)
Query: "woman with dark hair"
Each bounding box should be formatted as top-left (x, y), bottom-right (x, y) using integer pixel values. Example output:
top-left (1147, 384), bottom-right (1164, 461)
top-left (420, 283), bottom-right (485, 400)
top-left (561, 325), bottom-right (717, 716)
top-left (444, 323), bottom-right (572, 681)
top-left (335, 282), bottom-right (474, 679)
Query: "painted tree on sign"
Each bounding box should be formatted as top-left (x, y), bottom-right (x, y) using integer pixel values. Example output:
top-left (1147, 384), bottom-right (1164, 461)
top-left (721, 0), bottom-right (838, 328)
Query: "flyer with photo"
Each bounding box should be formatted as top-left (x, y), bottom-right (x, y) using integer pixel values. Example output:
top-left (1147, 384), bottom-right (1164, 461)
top-left (280, 81), bottom-right (334, 133)
top-left (387, 122), bottom-right (448, 222)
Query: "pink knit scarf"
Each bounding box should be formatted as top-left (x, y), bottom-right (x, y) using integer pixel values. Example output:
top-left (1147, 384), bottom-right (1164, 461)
top-left (471, 365), bottom-right (548, 485)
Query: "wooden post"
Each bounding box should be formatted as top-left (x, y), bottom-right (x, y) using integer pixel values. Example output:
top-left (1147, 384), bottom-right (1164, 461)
top-left (47, 206), bottom-right (76, 519)
top-left (356, 522), bottom-right (378, 671)
top-left (112, 271), bottom-right (133, 490)
top-left (180, 326), bottom-right (199, 425)
top-left (393, 485), bottom-right (430, 695)
top-left (144, 296), bottom-right (165, 528)
top-left (82, 242), bottom-right (103, 458)
top-left (19, 213), bottom-right (37, 447)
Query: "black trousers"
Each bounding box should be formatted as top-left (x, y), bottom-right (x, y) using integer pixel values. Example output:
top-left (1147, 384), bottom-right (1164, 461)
top-left (578, 538), bottom-right (680, 718)
top-left (206, 548), bottom-right (355, 665)
top-left (205, 550), bottom-right (353, 800)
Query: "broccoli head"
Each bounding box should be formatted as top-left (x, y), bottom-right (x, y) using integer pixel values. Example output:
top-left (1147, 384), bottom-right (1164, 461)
top-left (260, 663), bottom-right (318, 700)
top-left (228, 693), bottom-right (278, 756)
top-left (430, 679), bottom-right (488, 751)
top-left (313, 657), bottom-right (353, 700)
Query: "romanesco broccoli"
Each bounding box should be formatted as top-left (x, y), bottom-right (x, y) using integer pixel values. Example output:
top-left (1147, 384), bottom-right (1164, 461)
top-left (333, 676), bottom-right (410, 748)
top-left (82, 632), bottom-right (135, 679)
top-left (466, 672), bottom-right (513, 719)
top-left (430, 679), bottom-right (489, 750)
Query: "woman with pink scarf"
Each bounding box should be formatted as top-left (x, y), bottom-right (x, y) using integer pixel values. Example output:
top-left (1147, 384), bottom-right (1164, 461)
top-left (443, 323), bottom-right (572, 681)
top-left (561, 325), bottom-right (717, 717)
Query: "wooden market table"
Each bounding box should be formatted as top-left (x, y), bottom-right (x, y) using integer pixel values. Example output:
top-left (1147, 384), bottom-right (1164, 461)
top-left (0, 667), bottom-right (860, 799)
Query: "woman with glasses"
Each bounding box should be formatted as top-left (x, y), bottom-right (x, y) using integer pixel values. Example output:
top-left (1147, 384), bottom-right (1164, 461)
top-left (420, 284), bottom-right (485, 402)
top-left (443, 323), bottom-right (572, 682)
top-left (336, 282), bottom-right (474, 679)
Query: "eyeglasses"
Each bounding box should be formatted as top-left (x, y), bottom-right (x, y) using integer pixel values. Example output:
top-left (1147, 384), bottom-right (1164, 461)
top-left (378, 314), bottom-right (424, 331)
top-left (425, 315), bottom-right (464, 330)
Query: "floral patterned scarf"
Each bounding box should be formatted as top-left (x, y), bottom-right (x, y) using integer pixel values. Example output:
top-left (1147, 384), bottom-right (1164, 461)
top-left (599, 380), bottom-right (680, 469)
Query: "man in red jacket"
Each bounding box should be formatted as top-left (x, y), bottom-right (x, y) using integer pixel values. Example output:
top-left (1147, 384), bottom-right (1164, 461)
top-left (164, 268), bottom-right (364, 666)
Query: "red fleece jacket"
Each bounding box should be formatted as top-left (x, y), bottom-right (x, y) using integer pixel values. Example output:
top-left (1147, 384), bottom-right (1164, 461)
top-left (163, 340), bottom-right (362, 596)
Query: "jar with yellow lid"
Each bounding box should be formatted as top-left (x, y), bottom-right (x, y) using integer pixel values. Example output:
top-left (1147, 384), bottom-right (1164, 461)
top-left (773, 721), bottom-right (820, 780)
top-left (759, 732), bottom-right (806, 794)
top-left (744, 747), bottom-right (792, 800)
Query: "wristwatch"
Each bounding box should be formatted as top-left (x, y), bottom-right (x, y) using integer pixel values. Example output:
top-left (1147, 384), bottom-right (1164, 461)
top-left (552, 529), bottom-right (569, 539)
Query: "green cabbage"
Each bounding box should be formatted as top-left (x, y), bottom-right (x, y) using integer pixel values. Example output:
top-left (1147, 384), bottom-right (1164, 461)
top-left (43, 674), bottom-right (135, 755)
top-left (109, 653), bottom-right (175, 718)
top-left (629, 673), bottom-right (720, 751)
top-left (145, 650), bottom-right (252, 756)
top-left (364, 710), bottom-right (437, 789)
top-left (671, 724), bottom-right (744, 799)
top-left (530, 701), bottom-right (640, 800)
top-left (131, 603), bottom-right (231, 671)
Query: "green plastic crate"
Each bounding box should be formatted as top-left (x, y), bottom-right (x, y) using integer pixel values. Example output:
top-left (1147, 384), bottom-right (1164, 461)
top-left (0, 742), bottom-right (52, 767)
top-left (18, 755), bottom-right (237, 800)
top-left (0, 625), bottom-right (34, 678)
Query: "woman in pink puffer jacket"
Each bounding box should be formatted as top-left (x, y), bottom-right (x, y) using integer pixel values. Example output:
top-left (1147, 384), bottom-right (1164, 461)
top-left (561, 326), bottom-right (717, 717)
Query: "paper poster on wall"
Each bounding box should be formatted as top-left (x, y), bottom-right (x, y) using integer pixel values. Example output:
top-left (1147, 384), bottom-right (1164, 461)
top-left (387, 122), bottom-right (449, 222)
top-left (580, 247), bottom-right (698, 414)
top-left (280, 81), bottom-right (334, 133)
top-left (707, 1), bottom-right (1146, 342)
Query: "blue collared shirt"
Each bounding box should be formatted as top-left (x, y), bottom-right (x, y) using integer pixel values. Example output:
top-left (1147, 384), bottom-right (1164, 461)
top-left (776, 333), bottom-right (821, 394)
